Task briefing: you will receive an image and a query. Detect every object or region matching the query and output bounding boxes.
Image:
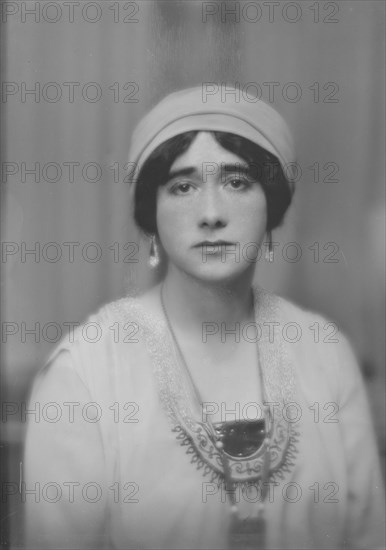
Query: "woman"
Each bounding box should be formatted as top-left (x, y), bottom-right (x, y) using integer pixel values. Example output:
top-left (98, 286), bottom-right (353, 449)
top-left (24, 86), bottom-right (385, 549)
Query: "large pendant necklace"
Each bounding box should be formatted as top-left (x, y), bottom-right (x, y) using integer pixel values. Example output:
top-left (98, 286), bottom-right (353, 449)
top-left (160, 284), bottom-right (270, 550)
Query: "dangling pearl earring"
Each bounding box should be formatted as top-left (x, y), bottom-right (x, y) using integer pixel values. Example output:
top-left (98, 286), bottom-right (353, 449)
top-left (265, 230), bottom-right (274, 262)
top-left (149, 235), bottom-right (160, 268)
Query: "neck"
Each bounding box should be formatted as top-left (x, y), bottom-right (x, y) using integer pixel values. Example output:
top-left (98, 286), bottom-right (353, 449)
top-left (161, 265), bottom-right (256, 331)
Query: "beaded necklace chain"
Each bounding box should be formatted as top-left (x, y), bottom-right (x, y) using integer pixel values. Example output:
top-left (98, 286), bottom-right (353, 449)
top-left (160, 284), bottom-right (271, 549)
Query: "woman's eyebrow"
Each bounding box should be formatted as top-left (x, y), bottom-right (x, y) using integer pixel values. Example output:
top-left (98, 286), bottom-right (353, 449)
top-left (167, 166), bottom-right (197, 180)
top-left (221, 163), bottom-right (250, 175)
top-left (167, 163), bottom-right (251, 181)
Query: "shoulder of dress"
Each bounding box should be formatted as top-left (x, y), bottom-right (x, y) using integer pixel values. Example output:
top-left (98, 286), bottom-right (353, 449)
top-left (258, 289), bottom-right (359, 382)
top-left (254, 287), bottom-right (351, 367)
top-left (254, 286), bottom-right (331, 326)
top-left (95, 295), bottom-right (143, 324)
top-left (41, 297), bottom-right (146, 383)
top-left (42, 296), bottom-right (143, 362)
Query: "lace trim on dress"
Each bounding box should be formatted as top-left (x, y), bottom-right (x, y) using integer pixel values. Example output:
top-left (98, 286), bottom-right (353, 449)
top-left (111, 287), bottom-right (300, 485)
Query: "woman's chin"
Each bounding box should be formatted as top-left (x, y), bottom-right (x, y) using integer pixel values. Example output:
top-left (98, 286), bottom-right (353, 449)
top-left (180, 261), bottom-right (254, 284)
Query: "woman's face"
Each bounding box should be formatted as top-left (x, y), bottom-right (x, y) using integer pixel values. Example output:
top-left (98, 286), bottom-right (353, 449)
top-left (156, 132), bottom-right (267, 283)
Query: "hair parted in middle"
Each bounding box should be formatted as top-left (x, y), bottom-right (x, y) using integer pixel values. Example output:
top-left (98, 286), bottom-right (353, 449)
top-left (134, 131), bottom-right (293, 236)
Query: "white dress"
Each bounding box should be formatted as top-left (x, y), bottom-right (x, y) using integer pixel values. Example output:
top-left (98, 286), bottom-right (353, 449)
top-left (24, 288), bottom-right (385, 549)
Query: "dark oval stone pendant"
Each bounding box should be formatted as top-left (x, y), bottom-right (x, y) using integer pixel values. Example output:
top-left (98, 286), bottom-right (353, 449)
top-left (214, 419), bottom-right (266, 458)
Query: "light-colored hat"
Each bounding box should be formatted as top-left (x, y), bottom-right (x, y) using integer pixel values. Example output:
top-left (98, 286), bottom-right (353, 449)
top-left (128, 84), bottom-right (296, 195)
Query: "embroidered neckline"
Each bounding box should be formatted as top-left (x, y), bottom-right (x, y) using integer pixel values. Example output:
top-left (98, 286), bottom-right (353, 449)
top-left (112, 287), bottom-right (300, 484)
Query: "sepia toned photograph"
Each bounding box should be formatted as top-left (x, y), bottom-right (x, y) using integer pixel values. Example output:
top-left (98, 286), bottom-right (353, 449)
top-left (1, 1), bottom-right (385, 548)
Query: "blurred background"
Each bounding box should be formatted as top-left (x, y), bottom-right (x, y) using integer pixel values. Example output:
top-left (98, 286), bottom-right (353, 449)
top-left (1, 1), bottom-right (385, 547)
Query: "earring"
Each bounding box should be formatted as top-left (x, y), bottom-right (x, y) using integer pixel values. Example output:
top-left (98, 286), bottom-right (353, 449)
top-left (265, 230), bottom-right (274, 263)
top-left (149, 235), bottom-right (160, 268)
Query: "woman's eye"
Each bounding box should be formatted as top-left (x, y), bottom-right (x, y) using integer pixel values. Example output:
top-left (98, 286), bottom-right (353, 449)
top-left (170, 181), bottom-right (194, 195)
top-left (226, 177), bottom-right (249, 190)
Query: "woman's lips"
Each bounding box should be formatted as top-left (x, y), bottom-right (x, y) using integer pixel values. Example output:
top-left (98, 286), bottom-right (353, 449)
top-left (193, 241), bottom-right (235, 248)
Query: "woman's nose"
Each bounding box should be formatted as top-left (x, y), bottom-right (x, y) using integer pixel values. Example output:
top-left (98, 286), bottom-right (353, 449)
top-left (198, 187), bottom-right (228, 229)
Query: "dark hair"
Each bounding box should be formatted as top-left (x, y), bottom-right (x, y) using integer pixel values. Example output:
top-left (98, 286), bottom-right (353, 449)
top-left (134, 131), bottom-right (293, 234)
